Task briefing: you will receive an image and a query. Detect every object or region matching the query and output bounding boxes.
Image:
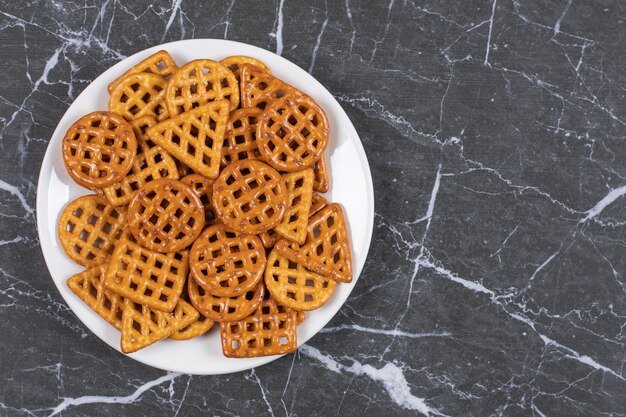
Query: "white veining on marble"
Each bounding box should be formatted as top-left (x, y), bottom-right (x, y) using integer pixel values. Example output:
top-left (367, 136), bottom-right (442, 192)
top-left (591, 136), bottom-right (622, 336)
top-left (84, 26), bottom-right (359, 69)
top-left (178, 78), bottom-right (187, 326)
top-left (271, 0), bottom-right (286, 56)
top-left (580, 184), bottom-right (626, 223)
top-left (300, 345), bottom-right (448, 416)
top-left (319, 323), bottom-right (452, 338)
top-left (47, 372), bottom-right (181, 416)
top-left (484, 0), bottom-right (497, 65)
top-left (308, 10), bottom-right (328, 73)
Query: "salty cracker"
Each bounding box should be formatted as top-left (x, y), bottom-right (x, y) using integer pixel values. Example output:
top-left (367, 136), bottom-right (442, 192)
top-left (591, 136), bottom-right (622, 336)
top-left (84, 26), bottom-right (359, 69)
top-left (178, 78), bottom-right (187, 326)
top-left (189, 223), bottom-right (266, 297)
top-left (147, 100), bottom-right (229, 179)
top-left (130, 115), bottom-right (158, 147)
top-left (312, 155), bottom-right (330, 193)
top-left (188, 276), bottom-right (264, 323)
top-left (221, 108), bottom-right (262, 167)
top-left (104, 236), bottom-right (189, 312)
top-left (310, 192), bottom-right (328, 217)
top-left (120, 297), bottom-right (198, 353)
top-left (259, 228), bottom-right (280, 249)
top-left (275, 203), bottom-right (352, 283)
top-left (274, 168), bottom-right (314, 245)
top-left (165, 59), bottom-right (239, 116)
top-left (220, 293), bottom-right (297, 358)
top-left (176, 161), bottom-right (195, 177)
top-left (240, 64), bottom-right (302, 109)
top-left (57, 195), bottom-right (128, 267)
top-left (67, 264), bottom-right (124, 330)
top-left (102, 141), bottom-right (179, 207)
top-left (296, 311), bottom-right (307, 324)
top-left (108, 72), bottom-right (169, 122)
top-left (212, 160), bottom-right (287, 234)
top-left (265, 250), bottom-right (336, 311)
top-left (62, 111), bottom-right (136, 189)
top-left (127, 179), bottom-right (205, 253)
top-left (169, 311), bottom-right (214, 340)
top-left (169, 286), bottom-right (214, 340)
top-left (256, 95), bottom-right (330, 172)
top-left (108, 50), bottom-right (178, 94)
top-left (180, 174), bottom-right (215, 223)
top-left (220, 56), bottom-right (270, 83)
top-left (260, 190), bottom-right (324, 249)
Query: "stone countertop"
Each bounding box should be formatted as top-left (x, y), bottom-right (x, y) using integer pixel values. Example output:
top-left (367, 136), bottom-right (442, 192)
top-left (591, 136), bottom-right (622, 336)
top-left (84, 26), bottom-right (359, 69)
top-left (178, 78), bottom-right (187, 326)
top-left (1, 1), bottom-right (625, 416)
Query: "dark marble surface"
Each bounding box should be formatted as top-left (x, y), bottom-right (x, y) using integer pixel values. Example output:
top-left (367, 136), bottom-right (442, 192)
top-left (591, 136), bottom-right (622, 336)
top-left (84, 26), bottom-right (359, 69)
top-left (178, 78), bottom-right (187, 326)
top-left (1, 0), bottom-right (626, 416)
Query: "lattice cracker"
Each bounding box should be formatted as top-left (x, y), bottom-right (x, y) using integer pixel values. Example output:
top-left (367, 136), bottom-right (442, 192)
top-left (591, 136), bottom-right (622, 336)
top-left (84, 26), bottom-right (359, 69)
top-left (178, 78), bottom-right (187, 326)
top-left (274, 168), bottom-right (314, 245)
top-left (265, 250), bottom-right (336, 311)
top-left (220, 293), bottom-right (297, 358)
top-left (109, 72), bottom-right (169, 122)
top-left (58, 195), bottom-right (128, 267)
top-left (221, 108), bottom-right (262, 167)
top-left (67, 264), bottom-right (124, 330)
top-left (120, 297), bottom-right (198, 353)
top-left (165, 59), bottom-right (239, 116)
top-left (188, 276), bottom-right (264, 322)
top-left (62, 111), bottom-right (137, 189)
top-left (275, 203), bottom-right (352, 283)
top-left (310, 192), bottom-right (328, 217)
top-left (212, 160), bottom-right (287, 234)
top-left (220, 56), bottom-right (270, 84)
top-left (104, 236), bottom-right (189, 312)
top-left (256, 95), bottom-right (330, 172)
top-left (169, 285), bottom-right (214, 340)
top-left (147, 100), bottom-right (229, 179)
top-left (103, 141), bottom-right (179, 207)
top-left (108, 50), bottom-right (178, 94)
top-left (240, 64), bottom-right (301, 109)
top-left (189, 223), bottom-right (266, 297)
top-left (127, 179), bottom-right (205, 253)
top-left (312, 155), bottom-right (330, 193)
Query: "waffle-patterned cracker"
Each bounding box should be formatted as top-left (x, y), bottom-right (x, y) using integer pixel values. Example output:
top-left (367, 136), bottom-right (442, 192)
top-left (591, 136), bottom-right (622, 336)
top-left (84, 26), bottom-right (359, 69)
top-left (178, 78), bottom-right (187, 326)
top-left (312, 155), bottom-right (330, 193)
top-left (259, 228), bottom-right (280, 249)
top-left (102, 140), bottom-right (179, 207)
top-left (58, 195), bottom-right (128, 267)
top-left (109, 73), bottom-right (169, 122)
top-left (188, 276), bottom-right (264, 322)
top-left (310, 192), bottom-right (328, 217)
top-left (130, 116), bottom-right (158, 147)
top-left (165, 59), bottom-right (239, 116)
top-left (221, 108), bottom-right (262, 167)
top-left (62, 111), bottom-right (137, 189)
top-left (104, 236), bottom-right (189, 312)
top-left (169, 284), bottom-right (214, 340)
top-left (147, 100), bottom-right (229, 179)
top-left (67, 264), bottom-right (124, 330)
top-left (120, 297), bottom-right (198, 353)
top-left (180, 174), bottom-right (215, 223)
top-left (256, 95), bottom-right (329, 172)
top-left (220, 293), bottom-right (297, 357)
top-left (274, 168), bottom-right (314, 245)
top-left (240, 64), bottom-right (301, 109)
top-left (265, 250), bottom-right (336, 311)
top-left (261, 191), bottom-right (326, 248)
top-left (108, 50), bottom-right (178, 94)
top-left (275, 203), bottom-right (352, 283)
top-left (127, 179), bottom-right (205, 253)
top-left (220, 56), bottom-right (270, 83)
top-left (296, 311), bottom-right (306, 324)
top-left (190, 223), bottom-right (266, 297)
top-left (212, 160), bottom-right (287, 234)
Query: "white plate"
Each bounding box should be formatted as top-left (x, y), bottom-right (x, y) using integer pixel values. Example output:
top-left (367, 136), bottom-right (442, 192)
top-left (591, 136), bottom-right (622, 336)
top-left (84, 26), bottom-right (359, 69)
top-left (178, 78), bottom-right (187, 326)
top-left (36, 39), bottom-right (374, 375)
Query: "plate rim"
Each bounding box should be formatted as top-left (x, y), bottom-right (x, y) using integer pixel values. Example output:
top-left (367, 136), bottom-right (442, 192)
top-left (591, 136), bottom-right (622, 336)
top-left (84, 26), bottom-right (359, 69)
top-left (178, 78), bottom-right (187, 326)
top-left (36, 38), bottom-right (374, 375)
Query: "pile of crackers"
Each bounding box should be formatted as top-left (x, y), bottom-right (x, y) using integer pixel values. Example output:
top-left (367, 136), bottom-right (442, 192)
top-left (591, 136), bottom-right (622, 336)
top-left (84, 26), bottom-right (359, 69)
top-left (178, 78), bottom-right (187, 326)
top-left (57, 51), bottom-right (352, 358)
